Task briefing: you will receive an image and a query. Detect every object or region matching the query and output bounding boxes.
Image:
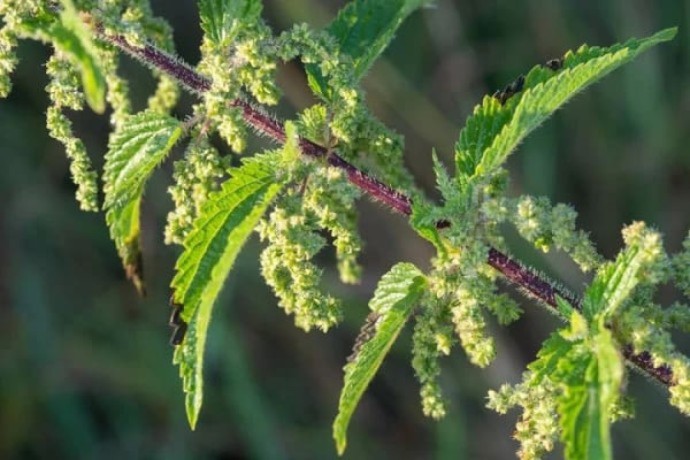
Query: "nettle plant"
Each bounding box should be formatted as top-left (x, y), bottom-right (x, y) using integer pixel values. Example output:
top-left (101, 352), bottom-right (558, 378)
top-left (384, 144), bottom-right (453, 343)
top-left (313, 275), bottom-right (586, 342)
top-left (2, 0), bottom-right (688, 458)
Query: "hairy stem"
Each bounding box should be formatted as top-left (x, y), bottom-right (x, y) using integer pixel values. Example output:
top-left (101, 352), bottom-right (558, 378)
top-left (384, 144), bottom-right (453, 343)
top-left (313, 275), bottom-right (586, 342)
top-left (97, 30), bottom-right (673, 386)
top-left (487, 248), bottom-right (672, 385)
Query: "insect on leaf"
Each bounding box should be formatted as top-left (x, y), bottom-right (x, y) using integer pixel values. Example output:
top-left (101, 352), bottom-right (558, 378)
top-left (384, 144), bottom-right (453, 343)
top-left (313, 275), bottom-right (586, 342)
top-left (333, 262), bottom-right (426, 455)
top-left (456, 28), bottom-right (677, 179)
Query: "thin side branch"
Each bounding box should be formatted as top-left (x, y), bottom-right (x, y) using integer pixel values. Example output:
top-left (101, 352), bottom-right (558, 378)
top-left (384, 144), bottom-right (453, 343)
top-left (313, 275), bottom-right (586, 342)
top-left (98, 30), bottom-right (673, 387)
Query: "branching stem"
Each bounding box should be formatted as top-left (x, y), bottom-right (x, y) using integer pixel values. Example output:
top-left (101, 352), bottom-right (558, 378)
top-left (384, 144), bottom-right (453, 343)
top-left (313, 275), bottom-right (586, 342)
top-left (98, 29), bottom-right (673, 387)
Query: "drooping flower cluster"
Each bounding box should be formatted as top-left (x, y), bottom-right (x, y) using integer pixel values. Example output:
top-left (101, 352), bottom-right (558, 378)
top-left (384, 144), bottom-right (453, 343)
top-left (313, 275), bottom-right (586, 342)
top-left (253, 123), bottom-right (362, 332)
top-left (410, 234), bottom-right (523, 417)
top-left (257, 191), bottom-right (343, 332)
top-left (165, 137), bottom-right (226, 245)
top-left (45, 54), bottom-right (100, 211)
top-left (487, 377), bottom-right (561, 460)
top-left (198, 6), bottom-right (278, 153)
top-left (0, 19), bottom-right (18, 98)
top-left (506, 195), bottom-right (602, 272)
top-left (1, 0), bottom-right (180, 210)
top-left (301, 166), bottom-right (362, 284)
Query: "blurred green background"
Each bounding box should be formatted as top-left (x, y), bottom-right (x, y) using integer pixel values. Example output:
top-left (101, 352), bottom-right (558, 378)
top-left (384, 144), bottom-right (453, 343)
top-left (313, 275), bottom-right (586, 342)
top-left (2, 0), bottom-right (690, 458)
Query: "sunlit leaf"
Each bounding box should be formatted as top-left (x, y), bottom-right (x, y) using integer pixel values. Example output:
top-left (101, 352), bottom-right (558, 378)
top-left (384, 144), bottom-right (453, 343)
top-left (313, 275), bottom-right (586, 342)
top-left (48, 0), bottom-right (107, 113)
top-left (172, 152), bottom-right (284, 428)
top-left (198, 0), bottom-right (262, 46)
top-left (559, 328), bottom-right (622, 460)
top-left (528, 330), bottom-right (572, 384)
top-left (333, 263), bottom-right (426, 455)
top-left (456, 28), bottom-right (677, 179)
top-left (307, 0), bottom-right (432, 100)
top-left (103, 110), bottom-right (183, 291)
top-left (105, 198), bottom-right (144, 294)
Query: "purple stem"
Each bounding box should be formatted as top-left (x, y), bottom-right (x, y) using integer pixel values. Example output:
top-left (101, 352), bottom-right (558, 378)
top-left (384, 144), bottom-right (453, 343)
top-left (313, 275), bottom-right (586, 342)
top-left (100, 32), bottom-right (673, 387)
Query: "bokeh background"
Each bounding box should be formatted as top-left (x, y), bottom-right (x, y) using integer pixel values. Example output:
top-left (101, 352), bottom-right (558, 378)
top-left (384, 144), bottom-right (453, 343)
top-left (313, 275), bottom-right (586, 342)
top-left (2, 0), bottom-right (690, 458)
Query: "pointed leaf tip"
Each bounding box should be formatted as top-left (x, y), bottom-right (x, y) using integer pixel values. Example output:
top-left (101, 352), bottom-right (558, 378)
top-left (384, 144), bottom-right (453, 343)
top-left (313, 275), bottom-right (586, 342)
top-left (655, 27), bottom-right (678, 41)
top-left (333, 263), bottom-right (425, 454)
top-left (307, 0), bottom-right (430, 100)
top-left (172, 152), bottom-right (285, 430)
top-left (455, 27), bottom-right (678, 179)
top-left (103, 111), bottom-right (182, 292)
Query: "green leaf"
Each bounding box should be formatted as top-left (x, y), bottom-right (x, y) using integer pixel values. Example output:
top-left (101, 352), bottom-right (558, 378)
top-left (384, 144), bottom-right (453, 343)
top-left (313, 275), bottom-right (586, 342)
top-left (333, 263), bottom-right (426, 455)
top-left (456, 28), bottom-right (677, 178)
top-left (103, 110), bottom-right (183, 209)
top-left (103, 110), bottom-right (183, 290)
top-left (409, 200), bottom-right (444, 252)
top-left (559, 329), bottom-right (623, 460)
top-left (198, 0), bottom-right (262, 46)
top-left (528, 330), bottom-right (573, 384)
top-left (172, 152), bottom-right (284, 428)
top-left (409, 152), bottom-right (467, 253)
top-left (555, 294), bottom-right (576, 318)
top-left (582, 222), bottom-right (663, 320)
top-left (559, 353), bottom-right (607, 460)
top-left (306, 0), bottom-right (431, 100)
top-left (48, 0), bottom-right (107, 113)
top-left (105, 199), bottom-right (145, 294)
top-left (582, 246), bottom-right (646, 320)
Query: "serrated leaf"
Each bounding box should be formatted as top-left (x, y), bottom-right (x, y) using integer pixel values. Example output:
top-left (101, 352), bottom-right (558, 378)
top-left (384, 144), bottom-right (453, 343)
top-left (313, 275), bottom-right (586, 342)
top-left (409, 155), bottom-right (448, 251)
top-left (198, 0), bottom-right (262, 46)
top-left (105, 198), bottom-right (145, 294)
top-left (559, 329), bottom-right (622, 460)
top-left (582, 246), bottom-right (645, 320)
top-left (409, 200), bottom-right (444, 252)
top-left (456, 28), bottom-right (676, 178)
top-left (528, 331), bottom-right (573, 384)
top-left (333, 263), bottom-right (426, 455)
top-left (103, 110), bottom-right (183, 208)
top-left (555, 294), bottom-right (576, 318)
top-left (103, 110), bottom-right (182, 290)
top-left (172, 295), bottom-right (211, 426)
top-left (48, 0), bottom-right (106, 113)
top-left (432, 150), bottom-right (456, 202)
top-left (307, 0), bottom-right (431, 100)
top-left (172, 152), bottom-right (284, 428)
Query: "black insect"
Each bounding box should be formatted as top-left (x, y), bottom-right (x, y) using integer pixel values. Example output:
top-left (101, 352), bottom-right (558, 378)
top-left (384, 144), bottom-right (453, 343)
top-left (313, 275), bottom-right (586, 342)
top-left (169, 303), bottom-right (183, 327)
top-left (493, 74), bottom-right (525, 105)
top-left (168, 297), bottom-right (188, 346)
top-left (170, 322), bottom-right (188, 346)
top-left (507, 74), bottom-right (525, 95)
top-left (346, 312), bottom-right (381, 363)
top-left (545, 57), bottom-right (564, 71)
